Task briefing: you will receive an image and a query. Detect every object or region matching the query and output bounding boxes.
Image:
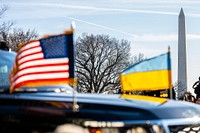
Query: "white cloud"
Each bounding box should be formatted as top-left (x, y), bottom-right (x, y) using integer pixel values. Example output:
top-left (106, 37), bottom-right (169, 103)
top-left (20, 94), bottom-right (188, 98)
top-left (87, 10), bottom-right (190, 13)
top-left (69, 17), bottom-right (137, 37)
top-left (5, 1), bottom-right (178, 17)
top-left (187, 34), bottom-right (200, 40)
top-left (4, 0), bottom-right (200, 22)
top-left (70, 17), bottom-right (200, 43)
top-left (133, 34), bottom-right (177, 42)
top-left (131, 34), bottom-right (200, 42)
top-left (111, 0), bottom-right (200, 5)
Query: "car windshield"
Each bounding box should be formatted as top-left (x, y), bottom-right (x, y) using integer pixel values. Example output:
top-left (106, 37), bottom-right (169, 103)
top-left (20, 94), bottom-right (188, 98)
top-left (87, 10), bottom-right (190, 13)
top-left (0, 85), bottom-right (75, 94)
top-left (13, 84), bottom-right (75, 93)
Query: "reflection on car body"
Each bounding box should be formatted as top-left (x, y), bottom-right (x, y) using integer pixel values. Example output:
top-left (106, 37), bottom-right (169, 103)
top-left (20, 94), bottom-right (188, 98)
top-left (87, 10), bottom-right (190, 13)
top-left (1, 86), bottom-right (200, 133)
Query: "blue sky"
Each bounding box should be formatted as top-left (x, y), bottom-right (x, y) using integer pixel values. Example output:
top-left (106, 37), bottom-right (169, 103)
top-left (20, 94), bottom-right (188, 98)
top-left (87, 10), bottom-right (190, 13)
top-left (1, 0), bottom-right (200, 94)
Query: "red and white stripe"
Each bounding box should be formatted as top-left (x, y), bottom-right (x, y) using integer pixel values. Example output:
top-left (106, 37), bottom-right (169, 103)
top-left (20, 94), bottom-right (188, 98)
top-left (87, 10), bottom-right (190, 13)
top-left (11, 40), bottom-right (69, 90)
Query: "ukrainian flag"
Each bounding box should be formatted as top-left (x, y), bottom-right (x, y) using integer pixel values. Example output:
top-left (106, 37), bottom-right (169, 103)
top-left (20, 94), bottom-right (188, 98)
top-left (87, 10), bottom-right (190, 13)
top-left (120, 51), bottom-right (172, 91)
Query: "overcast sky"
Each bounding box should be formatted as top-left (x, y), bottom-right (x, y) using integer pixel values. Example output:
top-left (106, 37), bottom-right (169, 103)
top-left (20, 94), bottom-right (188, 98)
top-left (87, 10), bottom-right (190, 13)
top-left (1, 0), bottom-right (200, 94)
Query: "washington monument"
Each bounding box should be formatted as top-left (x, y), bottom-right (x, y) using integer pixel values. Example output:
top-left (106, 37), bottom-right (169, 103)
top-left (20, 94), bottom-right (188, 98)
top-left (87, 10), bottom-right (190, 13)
top-left (178, 8), bottom-right (187, 97)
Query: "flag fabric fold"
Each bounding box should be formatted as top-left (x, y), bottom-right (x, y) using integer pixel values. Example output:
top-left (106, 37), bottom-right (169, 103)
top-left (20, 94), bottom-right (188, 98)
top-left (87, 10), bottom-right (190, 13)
top-left (10, 30), bottom-right (75, 93)
top-left (120, 51), bottom-right (172, 91)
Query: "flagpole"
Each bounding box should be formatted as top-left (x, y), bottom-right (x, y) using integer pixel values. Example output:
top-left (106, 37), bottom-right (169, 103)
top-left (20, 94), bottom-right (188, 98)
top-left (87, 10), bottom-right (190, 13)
top-left (168, 46), bottom-right (173, 99)
top-left (71, 21), bottom-right (79, 112)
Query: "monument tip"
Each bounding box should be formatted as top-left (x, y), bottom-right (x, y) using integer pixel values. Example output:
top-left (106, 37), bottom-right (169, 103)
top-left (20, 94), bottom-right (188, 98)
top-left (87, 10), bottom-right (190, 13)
top-left (168, 46), bottom-right (170, 52)
top-left (179, 8), bottom-right (184, 16)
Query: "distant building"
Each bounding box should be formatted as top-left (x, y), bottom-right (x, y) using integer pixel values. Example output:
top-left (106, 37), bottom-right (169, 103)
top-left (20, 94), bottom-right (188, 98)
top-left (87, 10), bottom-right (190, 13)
top-left (178, 8), bottom-right (187, 97)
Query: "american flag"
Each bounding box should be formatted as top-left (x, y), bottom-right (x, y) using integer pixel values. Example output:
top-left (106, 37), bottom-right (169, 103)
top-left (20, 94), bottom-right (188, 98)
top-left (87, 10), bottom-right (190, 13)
top-left (10, 31), bottom-right (74, 93)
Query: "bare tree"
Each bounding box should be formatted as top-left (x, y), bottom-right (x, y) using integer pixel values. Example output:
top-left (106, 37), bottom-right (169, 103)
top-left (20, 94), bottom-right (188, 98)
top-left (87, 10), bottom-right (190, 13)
top-left (173, 81), bottom-right (188, 99)
top-left (2, 28), bottom-right (38, 51)
top-left (0, 5), bottom-right (13, 33)
top-left (0, 5), bottom-right (7, 19)
top-left (75, 33), bottom-right (132, 93)
top-left (132, 53), bottom-right (146, 63)
top-left (0, 5), bottom-right (38, 51)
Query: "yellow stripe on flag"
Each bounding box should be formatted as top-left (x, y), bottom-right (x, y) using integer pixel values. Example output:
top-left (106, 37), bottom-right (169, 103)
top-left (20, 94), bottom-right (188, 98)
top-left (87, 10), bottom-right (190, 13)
top-left (120, 70), bottom-right (172, 91)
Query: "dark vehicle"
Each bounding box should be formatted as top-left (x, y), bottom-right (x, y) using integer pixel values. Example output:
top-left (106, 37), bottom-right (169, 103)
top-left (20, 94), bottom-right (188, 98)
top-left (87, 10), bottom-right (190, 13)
top-left (1, 86), bottom-right (200, 133)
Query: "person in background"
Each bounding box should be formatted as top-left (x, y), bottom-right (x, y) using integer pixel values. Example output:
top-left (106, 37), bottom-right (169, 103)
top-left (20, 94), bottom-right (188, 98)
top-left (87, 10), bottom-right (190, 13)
top-left (0, 40), bottom-right (16, 92)
top-left (178, 92), bottom-right (196, 103)
top-left (192, 76), bottom-right (200, 99)
top-left (196, 98), bottom-right (200, 104)
top-left (0, 41), bottom-right (9, 51)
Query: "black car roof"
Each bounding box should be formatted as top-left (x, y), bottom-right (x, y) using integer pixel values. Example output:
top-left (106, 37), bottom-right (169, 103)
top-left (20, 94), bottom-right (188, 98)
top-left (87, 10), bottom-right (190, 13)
top-left (1, 92), bottom-right (200, 122)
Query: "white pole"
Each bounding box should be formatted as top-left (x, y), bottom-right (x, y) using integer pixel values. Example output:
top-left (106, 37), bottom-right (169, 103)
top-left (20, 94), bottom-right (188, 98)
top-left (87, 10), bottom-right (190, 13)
top-left (71, 21), bottom-right (79, 112)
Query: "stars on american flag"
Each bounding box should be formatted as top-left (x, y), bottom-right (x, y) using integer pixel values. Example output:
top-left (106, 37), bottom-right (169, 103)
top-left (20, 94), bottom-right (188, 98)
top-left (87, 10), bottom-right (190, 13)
top-left (40, 35), bottom-right (68, 59)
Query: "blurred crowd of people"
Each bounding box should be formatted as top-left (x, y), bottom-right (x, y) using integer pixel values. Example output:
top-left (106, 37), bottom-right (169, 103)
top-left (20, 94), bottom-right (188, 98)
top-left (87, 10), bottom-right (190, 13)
top-left (176, 77), bottom-right (200, 104)
top-left (178, 91), bottom-right (196, 103)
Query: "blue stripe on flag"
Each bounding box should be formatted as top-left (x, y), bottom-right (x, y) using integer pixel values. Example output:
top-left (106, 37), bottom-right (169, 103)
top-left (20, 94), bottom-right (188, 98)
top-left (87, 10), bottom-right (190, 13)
top-left (122, 52), bottom-right (171, 75)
